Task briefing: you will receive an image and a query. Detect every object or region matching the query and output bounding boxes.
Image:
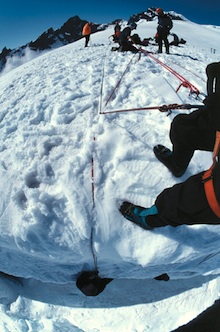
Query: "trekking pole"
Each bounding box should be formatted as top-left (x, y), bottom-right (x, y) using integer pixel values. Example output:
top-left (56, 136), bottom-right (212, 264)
top-left (90, 137), bottom-right (98, 272)
top-left (100, 103), bottom-right (205, 115)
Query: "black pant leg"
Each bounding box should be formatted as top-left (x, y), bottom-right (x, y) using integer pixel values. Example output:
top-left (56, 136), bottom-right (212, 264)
top-left (169, 110), bottom-right (215, 172)
top-left (163, 34), bottom-right (169, 53)
top-left (154, 169), bottom-right (220, 227)
top-left (157, 35), bottom-right (163, 52)
top-left (85, 35), bottom-right (90, 47)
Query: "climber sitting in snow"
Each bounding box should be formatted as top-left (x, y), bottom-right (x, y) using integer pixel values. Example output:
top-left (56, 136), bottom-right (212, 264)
top-left (152, 62), bottom-right (220, 179)
top-left (119, 64), bottom-right (220, 229)
top-left (118, 22), bottom-right (139, 53)
top-left (169, 33), bottom-right (179, 46)
top-left (169, 33), bottom-right (186, 47)
top-left (120, 93), bottom-right (220, 228)
top-left (120, 128), bottom-right (220, 229)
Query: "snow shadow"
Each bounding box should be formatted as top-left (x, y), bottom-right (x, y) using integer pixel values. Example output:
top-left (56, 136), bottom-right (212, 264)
top-left (15, 273), bottom-right (219, 309)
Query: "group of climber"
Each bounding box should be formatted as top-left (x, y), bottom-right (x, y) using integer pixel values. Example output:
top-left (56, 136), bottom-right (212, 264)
top-left (77, 63), bottom-right (220, 296)
top-left (111, 8), bottom-right (182, 54)
top-left (82, 8), bottom-right (184, 53)
top-left (79, 11), bottom-right (220, 296)
top-left (112, 8), bottom-right (187, 53)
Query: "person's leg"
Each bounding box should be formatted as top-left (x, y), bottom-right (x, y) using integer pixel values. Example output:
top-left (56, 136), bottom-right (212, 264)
top-left (169, 114), bottom-right (197, 172)
top-left (170, 111), bottom-right (215, 170)
top-left (85, 35), bottom-right (90, 47)
top-left (153, 144), bottom-right (187, 177)
top-left (155, 165), bottom-right (220, 227)
top-left (120, 160), bottom-right (220, 229)
top-left (154, 109), bottom-right (215, 177)
top-left (153, 112), bottom-right (195, 177)
top-left (119, 201), bottom-right (158, 229)
top-left (157, 35), bottom-right (163, 53)
top-left (128, 43), bottom-right (139, 53)
top-left (118, 41), bottom-right (127, 52)
top-left (163, 33), bottom-right (170, 53)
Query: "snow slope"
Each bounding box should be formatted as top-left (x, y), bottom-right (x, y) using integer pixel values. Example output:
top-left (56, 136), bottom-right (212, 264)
top-left (0, 18), bottom-right (219, 331)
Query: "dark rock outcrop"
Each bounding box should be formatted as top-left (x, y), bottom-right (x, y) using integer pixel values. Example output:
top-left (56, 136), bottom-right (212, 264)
top-left (0, 15), bottom-right (103, 72)
top-left (0, 8), bottom-right (186, 73)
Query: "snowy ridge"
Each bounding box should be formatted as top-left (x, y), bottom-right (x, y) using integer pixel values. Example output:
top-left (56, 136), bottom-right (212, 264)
top-left (0, 19), bottom-right (219, 331)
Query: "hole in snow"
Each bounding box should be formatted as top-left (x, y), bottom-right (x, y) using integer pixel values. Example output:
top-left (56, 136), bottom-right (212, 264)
top-left (25, 172), bottom-right (41, 188)
top-left (14, 190), bottom-right (28, 209)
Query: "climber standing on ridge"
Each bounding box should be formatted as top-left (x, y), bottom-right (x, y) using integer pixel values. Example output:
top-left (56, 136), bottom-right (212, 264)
top-left (156, 8), bottom-right (173, 54)
top-left (82, 22), bottom-right (93, 47)
top-left (113, 21), bottom-right (121, 42)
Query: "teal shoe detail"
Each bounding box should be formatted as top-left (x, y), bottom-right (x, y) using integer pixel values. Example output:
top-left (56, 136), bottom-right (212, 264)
top-left (119, 202), bottom-right (157, 230)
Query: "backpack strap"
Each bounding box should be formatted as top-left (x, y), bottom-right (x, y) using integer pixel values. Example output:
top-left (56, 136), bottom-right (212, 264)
top-left (202, 131), bottom-right (220, 218)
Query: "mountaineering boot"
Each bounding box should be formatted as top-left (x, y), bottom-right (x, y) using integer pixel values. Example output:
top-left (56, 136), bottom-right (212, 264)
top-left (153, 144), bottom-right (185, 177)
top-left (119, 201), bottom-right (158, 230)
top-left (111, 46), bottom-right (119, 52)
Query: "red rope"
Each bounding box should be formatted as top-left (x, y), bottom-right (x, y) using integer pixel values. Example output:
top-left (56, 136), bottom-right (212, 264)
top-left (139, 48), bottom-right (200, 95)
top-left (104, 53), bottom-right (138, 107)
top-left (166, 59), bottom-right (206, 83)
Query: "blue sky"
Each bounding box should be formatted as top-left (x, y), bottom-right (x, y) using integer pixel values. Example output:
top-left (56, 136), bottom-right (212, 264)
top-left (1, 0), bottom-right (220, 51)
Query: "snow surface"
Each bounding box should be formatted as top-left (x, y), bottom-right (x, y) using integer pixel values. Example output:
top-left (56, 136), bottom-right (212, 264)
top-left (0, 18), bottom-right (220, 331)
